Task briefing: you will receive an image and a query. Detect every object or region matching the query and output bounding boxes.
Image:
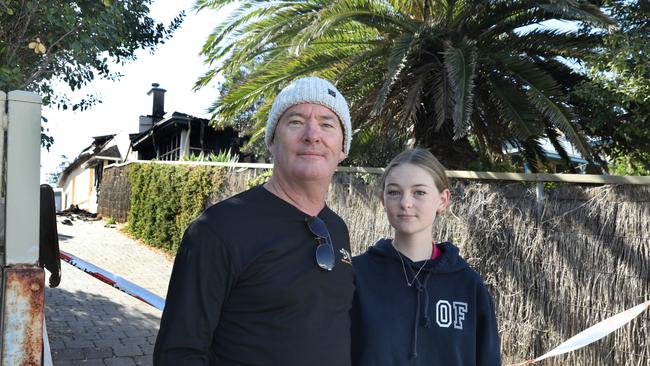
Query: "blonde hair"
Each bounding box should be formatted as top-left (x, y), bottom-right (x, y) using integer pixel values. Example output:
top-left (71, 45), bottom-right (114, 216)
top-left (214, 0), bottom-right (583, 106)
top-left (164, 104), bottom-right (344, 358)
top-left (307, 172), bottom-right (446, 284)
top-left (378, 148), bottom-right (449, 198)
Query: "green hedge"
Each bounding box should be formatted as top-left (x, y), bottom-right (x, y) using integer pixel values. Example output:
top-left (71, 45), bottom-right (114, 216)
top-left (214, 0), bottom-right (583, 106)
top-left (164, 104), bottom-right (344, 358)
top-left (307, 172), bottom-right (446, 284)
top-left (126, 163), bottom-right (225, 254)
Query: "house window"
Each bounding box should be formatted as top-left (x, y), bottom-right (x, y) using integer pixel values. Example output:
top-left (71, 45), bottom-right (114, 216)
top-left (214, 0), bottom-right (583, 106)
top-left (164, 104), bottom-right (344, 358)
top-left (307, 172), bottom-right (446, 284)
top-left (159, 135), bottom-right (181, 161)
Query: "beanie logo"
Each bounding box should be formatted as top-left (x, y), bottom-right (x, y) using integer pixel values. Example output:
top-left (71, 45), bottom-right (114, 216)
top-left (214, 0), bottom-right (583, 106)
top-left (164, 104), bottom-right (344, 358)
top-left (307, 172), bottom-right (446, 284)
top-left (327, 89), bottom-right (336, 97)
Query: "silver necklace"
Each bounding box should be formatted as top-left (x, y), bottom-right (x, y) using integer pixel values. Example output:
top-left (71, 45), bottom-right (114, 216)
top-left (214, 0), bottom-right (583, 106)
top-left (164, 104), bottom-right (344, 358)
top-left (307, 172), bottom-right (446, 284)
top-left (394, 245), bottom-right (429, 287)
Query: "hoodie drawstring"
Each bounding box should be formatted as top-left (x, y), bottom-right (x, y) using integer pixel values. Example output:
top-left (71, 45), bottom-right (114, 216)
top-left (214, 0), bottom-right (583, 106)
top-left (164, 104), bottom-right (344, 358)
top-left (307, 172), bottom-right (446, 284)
top-left (411, 283), bottom-right (422, 360)
top-left (410, 270), bottom-right (434, 361)
top-left (423, 272), bottom-right (433, 328)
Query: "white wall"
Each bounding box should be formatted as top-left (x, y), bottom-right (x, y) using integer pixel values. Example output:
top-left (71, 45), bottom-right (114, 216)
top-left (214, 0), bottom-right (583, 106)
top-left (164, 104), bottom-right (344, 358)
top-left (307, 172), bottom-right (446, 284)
top-left (61, 164), bottom-right (97, 212)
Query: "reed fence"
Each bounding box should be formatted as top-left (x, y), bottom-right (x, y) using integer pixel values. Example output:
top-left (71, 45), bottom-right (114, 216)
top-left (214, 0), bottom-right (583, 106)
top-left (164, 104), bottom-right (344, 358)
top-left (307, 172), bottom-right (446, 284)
top-left (98, 162), bottom-right (649, 365)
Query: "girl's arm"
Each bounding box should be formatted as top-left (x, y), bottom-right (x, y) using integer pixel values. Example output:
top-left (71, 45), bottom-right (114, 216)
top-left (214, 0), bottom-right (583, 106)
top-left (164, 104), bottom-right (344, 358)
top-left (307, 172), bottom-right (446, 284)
top-left (476, 284), bottom-right (502, 366)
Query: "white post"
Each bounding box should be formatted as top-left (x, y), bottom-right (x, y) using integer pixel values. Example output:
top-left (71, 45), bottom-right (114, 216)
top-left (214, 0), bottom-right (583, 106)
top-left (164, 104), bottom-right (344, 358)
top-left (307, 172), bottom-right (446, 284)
top-left (0, 91), bottom-right (7, 256)
top-left (5, 91), bottom-right (41, 265)
top-left (1, 90), bottom-right (46, 365)
top-left (179, 129), bottom-right (190, 159)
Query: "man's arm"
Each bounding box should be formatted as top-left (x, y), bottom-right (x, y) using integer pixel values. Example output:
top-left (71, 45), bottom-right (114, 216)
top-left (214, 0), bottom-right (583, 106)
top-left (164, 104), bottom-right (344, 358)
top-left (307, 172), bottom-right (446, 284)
top-left (153, 216), bottom-right (233, 365)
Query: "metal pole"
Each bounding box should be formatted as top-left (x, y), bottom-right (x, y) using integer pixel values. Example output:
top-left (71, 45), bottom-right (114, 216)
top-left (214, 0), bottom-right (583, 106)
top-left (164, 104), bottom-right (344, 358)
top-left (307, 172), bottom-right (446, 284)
top-left (535, 180), bottom-right (544, 216)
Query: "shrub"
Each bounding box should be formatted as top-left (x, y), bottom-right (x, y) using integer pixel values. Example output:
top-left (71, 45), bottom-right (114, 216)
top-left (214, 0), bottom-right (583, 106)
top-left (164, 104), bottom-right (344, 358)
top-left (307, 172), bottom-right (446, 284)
top-left (247, 169), bottom-right (273, 189)
top-left (126, 163), bottom-right (225, 254)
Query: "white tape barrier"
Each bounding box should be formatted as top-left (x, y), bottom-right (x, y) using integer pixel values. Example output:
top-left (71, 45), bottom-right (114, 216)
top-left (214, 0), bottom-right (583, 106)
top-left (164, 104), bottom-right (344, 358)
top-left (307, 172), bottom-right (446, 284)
top-left (512, 299), bottom-right (650, 365)
top-left (60, 250), bottom-right (166, 311)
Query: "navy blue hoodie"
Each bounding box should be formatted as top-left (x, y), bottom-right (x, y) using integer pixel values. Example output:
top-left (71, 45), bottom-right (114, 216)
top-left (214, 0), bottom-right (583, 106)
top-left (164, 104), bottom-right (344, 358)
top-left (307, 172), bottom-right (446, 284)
top-left (352, 239), bottom-right (501, 366)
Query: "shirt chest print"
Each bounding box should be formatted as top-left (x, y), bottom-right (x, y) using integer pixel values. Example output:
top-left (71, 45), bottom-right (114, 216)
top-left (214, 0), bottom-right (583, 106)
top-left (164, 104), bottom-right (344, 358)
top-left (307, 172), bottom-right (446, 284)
top-left (435, 300), bottom-right (468, 330)
top-left (338, 248), bottom-right (351, 264)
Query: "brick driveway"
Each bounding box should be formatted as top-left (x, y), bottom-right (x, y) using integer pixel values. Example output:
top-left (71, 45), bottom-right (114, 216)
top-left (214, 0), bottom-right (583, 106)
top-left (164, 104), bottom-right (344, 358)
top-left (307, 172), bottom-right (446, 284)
top-left (46, 217), bottom-right (173, 365)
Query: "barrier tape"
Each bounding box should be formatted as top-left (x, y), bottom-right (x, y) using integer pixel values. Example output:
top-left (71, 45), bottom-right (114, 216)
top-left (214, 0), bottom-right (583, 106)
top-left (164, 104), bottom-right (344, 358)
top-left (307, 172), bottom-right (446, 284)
top-left (59, 250), bottom-right (166, 311)
top-left (511, 299), bottom-right (650, 365)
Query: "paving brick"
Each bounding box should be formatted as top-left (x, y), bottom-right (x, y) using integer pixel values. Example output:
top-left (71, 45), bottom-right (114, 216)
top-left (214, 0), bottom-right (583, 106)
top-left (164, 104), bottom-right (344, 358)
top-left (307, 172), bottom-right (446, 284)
top-left (74, 319), bottom-right (97, 327)
top-left (65, 339), bottom-right (95, 348)
top-left (72, 359), bottom-right (106, 366)
top-left (48, 320), bottom-right (69, 329)
top-left (84, 346), bottom-right (114, 359)
top-left (49, 339), bottom-right (66, 350)
top-left (122, 336), bottom-right (149, 346)
top-left (94, 339), bottom-right (123, 349)
top-left (98, 330), bottom-right (127, 339)
top-left (113, 344), bottom-right (144, 357)
top-left (123, 327), bottom-right (152, 338)
top-left (103, 306), bottom-right (122, 315)
top-left (138, 343), bottom-right (154, 355)
top-left (134, 355), bottom-right (153, 365)
top-left (94, 319), bottom-right (118, 327)
top-left (104, 357), bottom-right (137, 366)
top-left (51, 314), bottom-right (78, 322)
top-left (52, 348), bottom-right (85, 361)
top-left (79, 331), bottom-right (103, 340)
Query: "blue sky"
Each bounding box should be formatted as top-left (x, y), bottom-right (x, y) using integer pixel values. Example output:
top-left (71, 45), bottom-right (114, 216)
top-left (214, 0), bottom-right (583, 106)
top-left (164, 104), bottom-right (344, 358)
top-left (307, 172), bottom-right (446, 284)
top-left (40, 0), bottom-right (231, 182)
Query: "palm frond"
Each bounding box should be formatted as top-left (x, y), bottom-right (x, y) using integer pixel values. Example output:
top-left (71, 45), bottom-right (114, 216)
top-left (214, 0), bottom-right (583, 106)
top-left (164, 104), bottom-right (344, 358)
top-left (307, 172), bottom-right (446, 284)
top-left (444, 38), bottom-right (477, 139)
top-left (496, 52), bottom-right (592, 159)
top-left (292, 1), bottom-right (415, 55)
top-left (430, 67), bottom-right (452, 131)
top-left (399, 72), bottom-right (426, 125)
top-left (545, 126), bottom-right (577, 172)
top-left (490, 29), bottom-right (602, 59)
top-left (524, 81), bottom-right (591, 160)
top-left (488, 77), bottom-right (543, 140)
top-left (517, 137), bottom-right (548, 172)
top-left (371, 33), bottom-right (415, 116)
top-left (537, 1), bottom-right (615, 28)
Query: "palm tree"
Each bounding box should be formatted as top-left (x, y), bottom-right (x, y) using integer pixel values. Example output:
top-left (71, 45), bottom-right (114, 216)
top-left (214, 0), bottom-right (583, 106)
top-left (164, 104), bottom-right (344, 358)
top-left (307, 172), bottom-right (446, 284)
top-left (195, 0), bottom-right (614, 170)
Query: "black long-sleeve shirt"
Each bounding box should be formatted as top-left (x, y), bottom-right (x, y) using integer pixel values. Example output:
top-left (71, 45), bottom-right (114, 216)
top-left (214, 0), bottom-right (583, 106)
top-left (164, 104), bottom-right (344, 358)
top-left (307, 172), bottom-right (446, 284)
top-left (154, 185), bottom-right (354, 365)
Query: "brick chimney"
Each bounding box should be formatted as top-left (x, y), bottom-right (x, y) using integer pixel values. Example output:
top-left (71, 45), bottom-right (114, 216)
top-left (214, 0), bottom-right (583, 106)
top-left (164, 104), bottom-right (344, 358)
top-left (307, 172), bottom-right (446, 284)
top-left (147, 83), bottom-right (166, 120)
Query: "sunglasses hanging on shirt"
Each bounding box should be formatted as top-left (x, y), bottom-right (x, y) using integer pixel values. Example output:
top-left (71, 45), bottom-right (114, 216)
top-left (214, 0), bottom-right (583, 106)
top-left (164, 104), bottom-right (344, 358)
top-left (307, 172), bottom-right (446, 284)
top-left (306, 216), bottom-right (336, 271)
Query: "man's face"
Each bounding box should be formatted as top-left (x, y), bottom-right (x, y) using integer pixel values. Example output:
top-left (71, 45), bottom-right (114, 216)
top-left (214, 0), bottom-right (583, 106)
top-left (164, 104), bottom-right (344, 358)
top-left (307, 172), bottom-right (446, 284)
top-left (269, 103), bottom-right (346, 183)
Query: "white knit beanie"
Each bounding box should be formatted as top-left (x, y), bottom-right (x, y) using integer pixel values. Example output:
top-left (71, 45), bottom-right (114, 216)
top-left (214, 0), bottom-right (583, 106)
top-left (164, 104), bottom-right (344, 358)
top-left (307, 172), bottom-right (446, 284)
top-left (265, 77), bottom-right (352, 156)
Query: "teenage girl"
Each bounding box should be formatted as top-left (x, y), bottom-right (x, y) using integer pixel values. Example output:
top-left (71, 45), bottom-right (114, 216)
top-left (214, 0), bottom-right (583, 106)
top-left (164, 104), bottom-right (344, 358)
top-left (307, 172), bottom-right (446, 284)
top-left (351, 148), bottom-right (501, 366)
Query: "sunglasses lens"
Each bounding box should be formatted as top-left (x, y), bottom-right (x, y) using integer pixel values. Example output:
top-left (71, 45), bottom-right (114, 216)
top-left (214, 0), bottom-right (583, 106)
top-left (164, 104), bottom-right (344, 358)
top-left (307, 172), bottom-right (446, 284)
top-left (307, 216), bottom-right (336, 271)
top-left (307, 216), bottom-right (329, 238)
top-left (316, 243), bottom-right (335, 271)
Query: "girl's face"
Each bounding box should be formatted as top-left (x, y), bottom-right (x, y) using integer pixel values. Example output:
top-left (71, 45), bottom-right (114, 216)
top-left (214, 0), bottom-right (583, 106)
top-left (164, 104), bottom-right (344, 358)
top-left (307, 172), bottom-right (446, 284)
top-left (382, 163), bottom-right (450, 239)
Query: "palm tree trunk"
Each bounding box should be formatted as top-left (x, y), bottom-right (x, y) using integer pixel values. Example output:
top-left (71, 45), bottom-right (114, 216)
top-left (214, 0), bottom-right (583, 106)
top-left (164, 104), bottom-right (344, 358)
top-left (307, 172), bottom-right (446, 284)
top-left (416, 124), bottom-right (479, 170)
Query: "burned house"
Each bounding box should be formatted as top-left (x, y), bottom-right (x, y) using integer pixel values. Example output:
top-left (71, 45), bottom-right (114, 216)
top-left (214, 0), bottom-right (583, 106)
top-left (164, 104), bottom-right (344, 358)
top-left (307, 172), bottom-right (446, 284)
top-left (128, 83), bottom-right (248, 161)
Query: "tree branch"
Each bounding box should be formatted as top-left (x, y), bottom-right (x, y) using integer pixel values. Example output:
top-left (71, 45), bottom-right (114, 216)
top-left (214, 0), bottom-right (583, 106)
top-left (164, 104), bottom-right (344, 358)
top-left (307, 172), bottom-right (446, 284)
top-left (20, 23), bottom-right (82, 89)
top-left (8, 0), bottom-right (39, 67)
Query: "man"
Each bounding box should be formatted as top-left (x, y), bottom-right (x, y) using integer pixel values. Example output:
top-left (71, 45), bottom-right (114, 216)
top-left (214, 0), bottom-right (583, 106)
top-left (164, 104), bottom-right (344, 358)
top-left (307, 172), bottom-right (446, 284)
top-left (153, 77), bottom-right (355, 365)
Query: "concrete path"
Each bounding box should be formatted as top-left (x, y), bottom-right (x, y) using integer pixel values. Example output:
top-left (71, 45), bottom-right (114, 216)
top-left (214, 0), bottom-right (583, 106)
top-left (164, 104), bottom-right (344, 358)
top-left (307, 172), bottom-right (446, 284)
top-left (46, 216), bottom-right (173, 365)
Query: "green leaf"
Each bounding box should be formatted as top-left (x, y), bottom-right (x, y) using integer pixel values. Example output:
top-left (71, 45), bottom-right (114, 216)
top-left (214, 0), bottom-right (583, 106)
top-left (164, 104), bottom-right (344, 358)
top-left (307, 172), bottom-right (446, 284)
top-left (443, 39), bottom-right (477, 139)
